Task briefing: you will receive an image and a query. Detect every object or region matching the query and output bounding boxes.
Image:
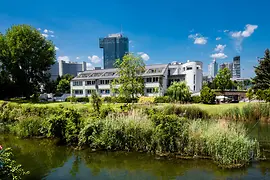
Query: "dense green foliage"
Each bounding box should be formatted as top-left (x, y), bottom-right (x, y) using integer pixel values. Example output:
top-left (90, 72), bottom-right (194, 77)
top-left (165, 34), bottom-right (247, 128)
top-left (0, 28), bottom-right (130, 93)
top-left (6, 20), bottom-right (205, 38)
top-left (214, 68), bottom-right (233, 92)
top-left (90, 91), bottom-right (102, 114)
top-left (0, 24), bottom-right (56, 99)
top-left (154, 96), bottom-right (171, 103)
top-left (246, 88), bottom-right (254, 102)
top-left (253, 49), bottom-right (270, 90)
top-left (0, 147), bottom-right (29, 179)
top-left (167, 82), bottom-right (191, 103)
top-left (200, 86), bottom-right (216, 104)
top-left (56, 74), bottom-right (74, 94)
top-left (0, 102), bottom-right (262, 168)
top-left (191, 96), bottom-right (201, 103)
top-left (111, 54), bottom-right (145, 101)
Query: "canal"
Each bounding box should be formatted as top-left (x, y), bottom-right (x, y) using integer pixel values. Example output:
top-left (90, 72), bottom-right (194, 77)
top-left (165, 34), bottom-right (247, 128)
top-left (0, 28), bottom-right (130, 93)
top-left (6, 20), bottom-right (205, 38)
top-left (1, 132), bottom-right (270, 180)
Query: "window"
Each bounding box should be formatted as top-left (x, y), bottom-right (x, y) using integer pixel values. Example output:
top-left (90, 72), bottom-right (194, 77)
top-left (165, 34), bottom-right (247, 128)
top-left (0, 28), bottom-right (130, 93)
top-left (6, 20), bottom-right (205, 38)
top-left (73, 90), bottom-right (83, 94)
top-left (146, 88), bottom-right (154, 93)
top-left (194, 85), bottom-right (196, 91)
top-left (86, 81), bottom-right (95, 85)
top-left (100, 89), bottom-right (110, 94)
top-left (86, 89), bottom-right (95, 94)
top-left (73, 81), bottom-right (82, 86)
top-left (153, 77), bottom-right (159, 83)
top-left (187, 67), bottom-right (192, 70)
top-left (100, 80), bottom-right (110, 84)
top-left (146, 78), bottom-right (152, 83)
top-left (183, 67), bottom-right (185, 71)
top-left (194, 75), bottom-right (196, 84)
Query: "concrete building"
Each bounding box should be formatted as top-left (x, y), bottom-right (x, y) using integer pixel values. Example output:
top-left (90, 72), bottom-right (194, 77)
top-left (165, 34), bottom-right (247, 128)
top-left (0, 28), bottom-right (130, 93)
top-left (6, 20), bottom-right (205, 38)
top-left (70, 61), bottom-right (203, 97)
top-left (232, 56), bottom-right (241, 79)
top-left (208, 59), bottom-right (218, 78)
top-left (49, 60), bottom-right (87, 80)
top-left (99, 33), bottom-right (129, 69)
top-left (219, 62), bottom-right (233, 73)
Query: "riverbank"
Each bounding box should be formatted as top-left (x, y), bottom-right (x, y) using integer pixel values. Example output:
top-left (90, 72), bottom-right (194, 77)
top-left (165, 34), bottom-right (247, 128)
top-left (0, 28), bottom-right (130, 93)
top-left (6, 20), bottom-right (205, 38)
top-left (0, 101), bottom-right (263, 169)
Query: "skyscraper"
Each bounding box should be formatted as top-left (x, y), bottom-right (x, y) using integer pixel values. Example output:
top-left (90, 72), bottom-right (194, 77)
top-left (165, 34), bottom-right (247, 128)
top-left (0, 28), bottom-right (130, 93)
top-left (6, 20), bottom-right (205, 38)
top-left (219, 62), bottom-right (233, 73)
top-left (208, 59), bottom-right (218, 78)
top-left (233, 56), bottom-right (241, 79)
top-left (99, 33), bottom-right (129, 69)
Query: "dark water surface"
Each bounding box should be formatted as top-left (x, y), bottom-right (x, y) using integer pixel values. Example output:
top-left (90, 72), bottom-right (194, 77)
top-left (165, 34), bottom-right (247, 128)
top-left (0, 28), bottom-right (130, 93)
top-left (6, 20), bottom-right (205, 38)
top-left (1, 132), bottom-right (270, 180)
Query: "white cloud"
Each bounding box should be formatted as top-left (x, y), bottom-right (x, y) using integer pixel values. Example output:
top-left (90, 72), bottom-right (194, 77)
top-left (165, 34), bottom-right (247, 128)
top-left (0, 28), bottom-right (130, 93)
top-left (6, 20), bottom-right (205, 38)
top-left (88, 55), bottom-right (101, 64)
top-left (37, 28), bottom-right (41, 31)
top-left (76, 57), bottom-right (80, 60)
top-left (42, 34), bottom-right (48, 38)
top-left (188, 33), bottom-right (208, 45)
top-left (216, 37), bottom-right (221, 40)
top-left (50, 35), bottom-right (55, 38)
top-left (55, 46), bottom-right (59, 51)
top-left (86, 63), bottom-right (93, 70)
top-left (43, 29), bottom-right (54, 34)
top-left (224, 30), bottom-right (229, 33)
top-left (210, 53), bottom-right (228, 59)
top-left (141, 53), bottom-right (150, 61)
top-left (57, 56), bottom-right (70, 63)
top-left (44, 29), bottom-right (49, 33)
top-left (49, 30), bottom-right (54, 34)
top-left (230, 24), bottom-right (258, 53)
top-left (214, 44), bottom-right (226, 52)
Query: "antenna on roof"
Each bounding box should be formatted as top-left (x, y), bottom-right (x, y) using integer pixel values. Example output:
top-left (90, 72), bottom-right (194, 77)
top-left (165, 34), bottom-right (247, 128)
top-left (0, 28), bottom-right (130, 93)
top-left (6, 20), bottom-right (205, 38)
top-left (120, 24), bottom-right (123, 36)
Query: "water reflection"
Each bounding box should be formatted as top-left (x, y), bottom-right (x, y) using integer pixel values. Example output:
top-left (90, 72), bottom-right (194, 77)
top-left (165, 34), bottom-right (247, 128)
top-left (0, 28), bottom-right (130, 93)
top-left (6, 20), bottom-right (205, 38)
top-left (1, 135), bottom-right (270, 180)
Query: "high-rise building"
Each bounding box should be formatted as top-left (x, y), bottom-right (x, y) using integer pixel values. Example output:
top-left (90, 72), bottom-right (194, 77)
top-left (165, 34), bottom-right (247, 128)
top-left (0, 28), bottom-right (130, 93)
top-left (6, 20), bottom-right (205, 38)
top-left (233, 56), bottom-right (241, 79)
top-left (99, 33), bottom-right (129, 69)
top-left (219, 62), bottom-right (233, 73)
top-left (208, 59), bottom-right (218, 78)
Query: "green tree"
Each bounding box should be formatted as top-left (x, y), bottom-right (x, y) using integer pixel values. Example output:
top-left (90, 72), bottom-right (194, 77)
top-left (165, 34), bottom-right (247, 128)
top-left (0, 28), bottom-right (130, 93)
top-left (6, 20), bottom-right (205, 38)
top-left (167, 82), bottom-right (191, 103)
top-left (56, 74), bottom-right (74, 94)
top-left (111, 54), bottom-right (145, 101)
top-left (253, 49), bottom-right (270, 90)
top-left (255, 89), bottom-right (265, 102)
top-left (200, 86), bottom-right (216, 104)
top-left (0, 25), bottom-right (55, 98)
top-left (215, 68), bottom-right (232, 91)
top-left (90, 91), bottom-right (102, 114)
top-left (246, 88), bottom-right (254, 102)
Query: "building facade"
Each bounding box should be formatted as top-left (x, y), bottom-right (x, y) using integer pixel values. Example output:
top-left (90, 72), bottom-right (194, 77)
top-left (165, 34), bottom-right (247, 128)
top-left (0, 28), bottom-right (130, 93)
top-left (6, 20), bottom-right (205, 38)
top-left (219, 62), bottom-right (233, 73)
top-left (208, 59), bottom-right (218, 78)
top-left (232, 56), bottom-right (241, 79)
top-left (70, 61), bottom-right (203, 97)
top-left (99, 33), bottom-right (129, 69)
top-left (49, 60), bottom-right (87, 80)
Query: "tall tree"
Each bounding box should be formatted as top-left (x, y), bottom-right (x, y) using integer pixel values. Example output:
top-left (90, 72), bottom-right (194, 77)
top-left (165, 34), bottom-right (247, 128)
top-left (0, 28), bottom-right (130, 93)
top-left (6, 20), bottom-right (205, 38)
top-left (111, 54), bottom-right (145, 101)
top-left (200, 85), bottom-right (216, 104)
top-left (0, 25), bottom-right (55, 98)
top-left (215, 68), bottom-right (232, 91)
top-left (253, 49), bottom-right (270, 90)
top-left (167, 82), bottom-right (191, 103)
top-left (56, 74), bottom-right (74, 94)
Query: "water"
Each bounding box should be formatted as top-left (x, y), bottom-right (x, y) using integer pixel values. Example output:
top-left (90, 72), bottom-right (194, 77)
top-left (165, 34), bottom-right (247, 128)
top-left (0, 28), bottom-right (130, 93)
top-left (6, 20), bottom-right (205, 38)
top-left (1, 135), bottom-right (270, 180)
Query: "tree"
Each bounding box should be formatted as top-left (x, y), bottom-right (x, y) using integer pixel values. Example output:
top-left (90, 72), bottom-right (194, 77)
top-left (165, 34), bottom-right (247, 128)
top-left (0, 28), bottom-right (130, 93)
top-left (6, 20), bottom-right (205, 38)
top-left (167, 82), bottom-right (191, 103)
top-left (253, 49), bottom-right (270, 90)
top-left (246, 88), bottom-right (254, 102)
top-left (56, 74), bottom-right (74, 94)
top-left (111, 54), bottom-right (145, 101)
top-left (215, 68), bottom-right (232, 91)
top-left (0, 25), bottom-right (55, 98)
top-left (200, 86), bottom-right (216, 104)
top-left (90, 91), bottom-right (102, 114)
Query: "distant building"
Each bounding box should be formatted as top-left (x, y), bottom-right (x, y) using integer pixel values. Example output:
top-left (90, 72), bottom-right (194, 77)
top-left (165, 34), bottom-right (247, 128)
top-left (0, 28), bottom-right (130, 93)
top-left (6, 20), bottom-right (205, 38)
top-left (219, 62), bottom-right (233, 74)
top-left (49, 60), bottom-right (87, 80)
top-left (232, 56), bottom-right (241, 79)
top-left (208, 59), bottom-right (218, 78)
top-left (70, 61), bottom-right (203, 97)
top-left (99, 33), bottom-right (129, 69)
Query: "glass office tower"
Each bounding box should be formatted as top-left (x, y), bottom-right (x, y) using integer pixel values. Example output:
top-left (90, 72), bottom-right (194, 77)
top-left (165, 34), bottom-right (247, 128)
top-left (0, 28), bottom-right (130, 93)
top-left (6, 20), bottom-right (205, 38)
top-left (99, 34), bottom-right (129, 69)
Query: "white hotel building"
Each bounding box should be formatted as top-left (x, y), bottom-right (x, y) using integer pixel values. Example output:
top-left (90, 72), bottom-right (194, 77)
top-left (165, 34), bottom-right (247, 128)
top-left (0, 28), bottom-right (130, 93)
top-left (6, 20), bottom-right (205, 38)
top-left (70, 61), bottom-right (203, 97)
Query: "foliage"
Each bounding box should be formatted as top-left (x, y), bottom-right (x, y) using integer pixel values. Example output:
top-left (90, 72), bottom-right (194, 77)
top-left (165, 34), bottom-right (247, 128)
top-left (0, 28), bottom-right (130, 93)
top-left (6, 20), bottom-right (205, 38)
top-left (200, 86), bottom-right (216, 104)
top-left (214, 68), bottom-right (233, 91)
top-left (111, 54), bottom-right (145, 101)
top-left (166, 82), bottom-right (191, 103)
top-left (0, 24), bottom-right (56, 98)
top-left (154, 96), bottom-right (171, 103)
top-left (191, 95), bottom-right (201, 103)
top-left (56, 74), bottom-right (74, 94)
top-left (66, 97), bottom-right (89, 103)
top-left (0, 147), bottom-right (29, 179)
top-left (253, 49), bottom-right (270, 90)
top-left (246, 88), bottom-right (254, 102)
top-left (90, 91), bottom-right (102, 114)
top-left (138, 96), bottom-right (155, 104)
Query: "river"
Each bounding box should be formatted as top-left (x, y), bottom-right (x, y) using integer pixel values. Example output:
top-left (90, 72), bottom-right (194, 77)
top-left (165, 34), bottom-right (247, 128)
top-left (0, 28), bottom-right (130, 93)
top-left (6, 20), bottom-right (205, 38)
top-left (1, 132), bottom-right (270, 180)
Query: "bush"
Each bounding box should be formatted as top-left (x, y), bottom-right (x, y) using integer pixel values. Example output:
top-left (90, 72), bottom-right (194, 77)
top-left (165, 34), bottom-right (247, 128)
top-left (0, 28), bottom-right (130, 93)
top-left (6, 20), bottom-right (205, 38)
top-left (66, 97), bottom-right (89, 102)
top-left (200, 86), bottom-right (216, 104)
top-left (191, 96), bottom-right (201, 103)
top-left (103, 96), bottom-right (113, 103)
top-left (154, 96), bottom-right (170, 103)
top-left (138, 96), bottom-right (155, 104)
top-left (0, 147), bottom-right (29, 179)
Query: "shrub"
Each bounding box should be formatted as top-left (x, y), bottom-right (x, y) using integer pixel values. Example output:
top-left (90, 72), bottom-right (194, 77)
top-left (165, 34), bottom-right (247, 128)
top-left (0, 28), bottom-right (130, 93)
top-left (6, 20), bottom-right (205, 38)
top-left (167, 82), bottom-right (191, 103)
top-left (200, 86), bottom-right (216, 104)
top-left (90, 91), bottom-right (102, 114)
top-left (66, 97), bottom-right (89, 102)
top-left (191, 96), bottom-right (201, 103)
top-left (154, 96), bottom-right (170, 103)
top-left (103, 96), bottom-right (113, 103)
top-left (0, 147), bottom-right (29, 179)
top-left (138, 96), bottom-right (155, 104)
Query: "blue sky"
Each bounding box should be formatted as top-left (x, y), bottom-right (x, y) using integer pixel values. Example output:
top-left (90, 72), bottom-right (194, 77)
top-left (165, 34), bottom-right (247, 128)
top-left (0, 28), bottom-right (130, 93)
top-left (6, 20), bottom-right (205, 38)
top-left (0, 0), bottom-right (269, 78)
